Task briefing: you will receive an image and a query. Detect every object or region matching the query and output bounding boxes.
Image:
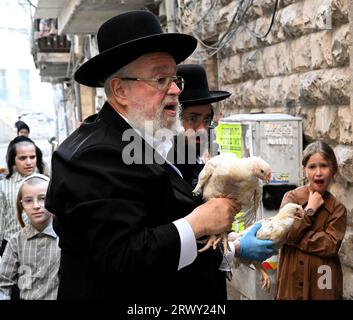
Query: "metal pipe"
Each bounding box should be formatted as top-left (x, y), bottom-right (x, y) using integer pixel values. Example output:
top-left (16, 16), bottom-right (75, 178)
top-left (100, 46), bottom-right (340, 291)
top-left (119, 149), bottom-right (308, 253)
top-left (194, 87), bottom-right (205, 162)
top-left (74, 81), bottom-right (82, 123)
top-left (165, 0), bottom-right (176, 32)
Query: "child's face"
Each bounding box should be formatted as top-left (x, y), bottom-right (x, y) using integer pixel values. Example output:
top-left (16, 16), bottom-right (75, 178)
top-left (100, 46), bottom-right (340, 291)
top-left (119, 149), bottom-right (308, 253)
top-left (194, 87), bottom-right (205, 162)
top-left (21, 181), bottom-right (51, 229)
top-left (304, 152), bottom-right (333, 194)
top-left (18, 128), bottom-right (29, 137)
top-left (15, 144), bottom-right (36, 176)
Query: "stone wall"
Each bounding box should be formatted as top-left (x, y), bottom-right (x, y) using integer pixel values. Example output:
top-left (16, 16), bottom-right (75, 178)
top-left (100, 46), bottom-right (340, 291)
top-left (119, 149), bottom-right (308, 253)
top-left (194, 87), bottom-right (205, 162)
top-left (177, 0), bottom-right (353, 298)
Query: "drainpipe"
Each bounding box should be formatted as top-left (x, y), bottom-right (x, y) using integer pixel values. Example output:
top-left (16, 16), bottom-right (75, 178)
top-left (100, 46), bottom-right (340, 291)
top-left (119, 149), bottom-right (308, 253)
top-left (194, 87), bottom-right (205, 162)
top-left (165, 0), bottom-right (176, 32)
top-left (74, 82), bottom-right (82, 123)
top-left (348, 0), bottom-right (353, 129)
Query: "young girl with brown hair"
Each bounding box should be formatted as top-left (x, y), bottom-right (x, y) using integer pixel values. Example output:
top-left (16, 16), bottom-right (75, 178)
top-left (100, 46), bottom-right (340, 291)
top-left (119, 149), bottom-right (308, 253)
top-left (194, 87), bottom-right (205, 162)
top-left (276, 141), bottom-right (347, 300)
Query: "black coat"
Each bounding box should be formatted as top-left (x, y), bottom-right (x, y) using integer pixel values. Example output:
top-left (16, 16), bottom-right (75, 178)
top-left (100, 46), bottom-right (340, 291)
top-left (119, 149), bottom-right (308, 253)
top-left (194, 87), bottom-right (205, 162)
top-left (46, 102), bottom-right (226, 301)
top-left (167, 135), bottom-right (205, 190)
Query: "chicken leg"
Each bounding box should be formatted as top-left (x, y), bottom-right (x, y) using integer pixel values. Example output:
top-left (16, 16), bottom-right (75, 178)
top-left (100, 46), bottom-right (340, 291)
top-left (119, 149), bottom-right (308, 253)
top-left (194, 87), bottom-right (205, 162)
top-left (197, 233), bottom-right (229, 254)
top-left (254, 262), bottom-right (271, 291)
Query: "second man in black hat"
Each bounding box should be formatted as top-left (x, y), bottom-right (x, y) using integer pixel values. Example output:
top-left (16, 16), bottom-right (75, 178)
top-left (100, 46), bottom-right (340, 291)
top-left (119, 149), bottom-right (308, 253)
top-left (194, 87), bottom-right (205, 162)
top-left (169, 64), bottom-right (231, 188)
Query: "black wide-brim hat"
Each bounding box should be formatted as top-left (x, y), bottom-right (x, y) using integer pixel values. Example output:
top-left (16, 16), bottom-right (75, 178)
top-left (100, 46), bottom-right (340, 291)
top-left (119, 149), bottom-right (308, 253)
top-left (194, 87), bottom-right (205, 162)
top-left (177, 64), bottom-right (231, 108)
top-left (15, 120), bottom-right (30, 132)
top-left (74, 10), bottom-right (197, 87)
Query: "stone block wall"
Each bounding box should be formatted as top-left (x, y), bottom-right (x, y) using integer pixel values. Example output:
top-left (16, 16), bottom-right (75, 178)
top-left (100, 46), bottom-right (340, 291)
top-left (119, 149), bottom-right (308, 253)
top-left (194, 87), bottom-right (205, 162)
top-left (177, 0), bottom-right (353, 298)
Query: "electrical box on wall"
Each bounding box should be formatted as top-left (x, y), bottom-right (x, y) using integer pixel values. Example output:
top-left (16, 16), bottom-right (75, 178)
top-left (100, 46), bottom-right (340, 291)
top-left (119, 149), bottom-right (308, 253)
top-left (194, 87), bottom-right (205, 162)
top-left (215, 113), bottom-right (303, 300)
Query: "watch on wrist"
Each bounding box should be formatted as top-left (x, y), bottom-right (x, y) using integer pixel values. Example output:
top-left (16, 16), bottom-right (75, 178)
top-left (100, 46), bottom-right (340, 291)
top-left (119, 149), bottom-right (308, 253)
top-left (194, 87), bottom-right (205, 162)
top-left (305, 208), bottom-right (315, 216)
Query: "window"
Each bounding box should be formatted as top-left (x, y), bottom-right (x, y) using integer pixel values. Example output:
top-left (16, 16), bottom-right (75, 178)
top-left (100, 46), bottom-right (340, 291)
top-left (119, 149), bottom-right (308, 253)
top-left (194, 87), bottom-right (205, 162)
top-left (18, 69), bottom-right (31, 100)
top-left (0, 69), bottom-right (7, 100)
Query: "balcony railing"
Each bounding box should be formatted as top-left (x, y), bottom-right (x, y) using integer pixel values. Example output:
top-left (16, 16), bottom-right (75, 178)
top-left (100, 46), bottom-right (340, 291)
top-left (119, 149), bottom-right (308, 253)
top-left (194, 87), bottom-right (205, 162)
top-left (33, 18), bottom-right (71, 53)
top-left (36, 35), bottom-right (70, 53)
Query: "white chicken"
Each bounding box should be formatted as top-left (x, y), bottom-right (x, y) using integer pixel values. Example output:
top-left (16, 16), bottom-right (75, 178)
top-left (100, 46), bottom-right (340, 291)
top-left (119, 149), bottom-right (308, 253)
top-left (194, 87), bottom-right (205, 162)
top-left (192, 153), bottom-right (272, 253)
top-left (230, 203), bottom-right (304, 290)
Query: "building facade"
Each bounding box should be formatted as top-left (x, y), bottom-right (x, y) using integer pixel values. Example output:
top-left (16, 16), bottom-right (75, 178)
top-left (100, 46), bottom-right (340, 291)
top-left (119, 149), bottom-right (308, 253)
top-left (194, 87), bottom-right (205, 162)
top-left (0, 0), bottom-right (55, 142)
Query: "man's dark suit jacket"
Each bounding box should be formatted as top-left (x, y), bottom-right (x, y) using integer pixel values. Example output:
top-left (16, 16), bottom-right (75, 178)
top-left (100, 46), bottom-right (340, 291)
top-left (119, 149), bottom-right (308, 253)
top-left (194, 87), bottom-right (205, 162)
top-left (46, 102), bottom-right (226, 301)
top-left (167, 135), bottom-right (205, 190)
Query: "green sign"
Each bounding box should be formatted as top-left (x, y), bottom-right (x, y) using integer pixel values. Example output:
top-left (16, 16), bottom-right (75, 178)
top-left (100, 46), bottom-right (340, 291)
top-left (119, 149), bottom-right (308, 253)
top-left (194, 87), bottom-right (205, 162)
top-left (232, 211), bottom-right (245, 232)
top-left (216, 123), bottom-right (242, 158)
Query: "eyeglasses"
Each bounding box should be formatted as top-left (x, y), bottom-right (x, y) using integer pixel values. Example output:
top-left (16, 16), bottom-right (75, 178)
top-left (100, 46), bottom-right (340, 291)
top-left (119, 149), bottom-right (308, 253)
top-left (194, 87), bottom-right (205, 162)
top-left (182, 115), bottom-right (213, 127)
top-left (120, 76), bottom-right (185, 91)
top-left (21, 195), bottom-right (46, 208)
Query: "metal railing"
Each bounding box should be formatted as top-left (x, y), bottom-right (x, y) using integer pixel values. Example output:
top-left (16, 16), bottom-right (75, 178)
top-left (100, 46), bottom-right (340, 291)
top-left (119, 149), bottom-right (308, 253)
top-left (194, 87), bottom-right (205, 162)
top-left (35, 35), bottom-right (70, 53)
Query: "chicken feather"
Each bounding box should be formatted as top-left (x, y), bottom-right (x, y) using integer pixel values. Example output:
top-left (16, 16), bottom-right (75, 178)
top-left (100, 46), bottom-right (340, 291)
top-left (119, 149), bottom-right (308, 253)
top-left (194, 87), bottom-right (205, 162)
top-left (230, 203), bottom-right (304, 290)
top-left (192, 153), bottom-right (272, 253)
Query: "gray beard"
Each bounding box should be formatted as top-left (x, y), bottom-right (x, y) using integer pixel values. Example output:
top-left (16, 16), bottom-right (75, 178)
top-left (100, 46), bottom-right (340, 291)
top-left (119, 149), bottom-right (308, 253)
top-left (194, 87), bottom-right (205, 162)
top-left (127, 104), bottom-right (184, 137)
